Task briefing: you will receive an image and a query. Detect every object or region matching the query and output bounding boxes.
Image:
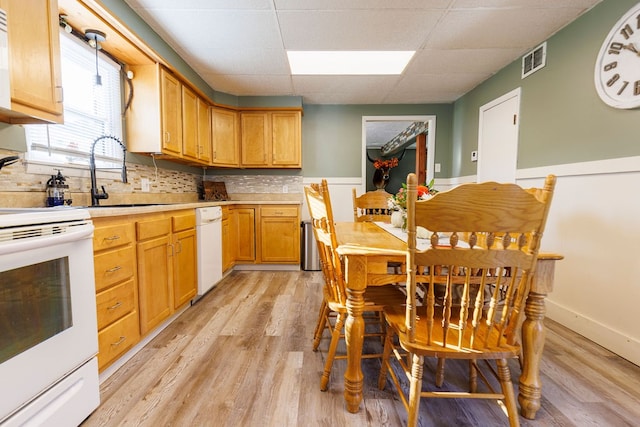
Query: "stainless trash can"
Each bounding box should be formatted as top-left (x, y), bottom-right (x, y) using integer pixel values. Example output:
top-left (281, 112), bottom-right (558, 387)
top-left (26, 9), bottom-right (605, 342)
top-left (301, 220), bottom-right (321, 271)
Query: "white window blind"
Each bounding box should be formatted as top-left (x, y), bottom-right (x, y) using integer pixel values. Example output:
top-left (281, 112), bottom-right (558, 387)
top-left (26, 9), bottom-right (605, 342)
top-left (25, 30), bottom-right (123, 169)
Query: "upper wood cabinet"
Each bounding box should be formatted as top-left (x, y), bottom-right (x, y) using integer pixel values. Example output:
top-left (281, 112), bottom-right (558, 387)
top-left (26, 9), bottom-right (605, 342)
top-left (239, 111), bottom-right (301, 168)
top-left (0, 0), bottom-right (63, 124)
top-left (127, 64), bottom-right (212, 166)
top-left (211, 107), bottom-right (240, 167)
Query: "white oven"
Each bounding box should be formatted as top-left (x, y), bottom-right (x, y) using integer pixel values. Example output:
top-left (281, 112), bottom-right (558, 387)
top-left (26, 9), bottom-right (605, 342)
top-left (0, 208), bottom-right (99, 426)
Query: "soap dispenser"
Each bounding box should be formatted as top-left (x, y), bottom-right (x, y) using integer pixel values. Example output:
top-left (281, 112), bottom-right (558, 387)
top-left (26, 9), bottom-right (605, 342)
top-left (46, 170), bottom-right (72, 207)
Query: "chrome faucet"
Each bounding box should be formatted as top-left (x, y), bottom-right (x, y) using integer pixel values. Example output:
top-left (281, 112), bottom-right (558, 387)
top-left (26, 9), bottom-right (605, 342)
top-left (90, 135), bottom-right (128, 206)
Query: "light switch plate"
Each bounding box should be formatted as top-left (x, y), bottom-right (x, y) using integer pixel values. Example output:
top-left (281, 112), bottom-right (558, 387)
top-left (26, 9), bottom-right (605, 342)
top-left (435, 163), bottom-right (441, 173)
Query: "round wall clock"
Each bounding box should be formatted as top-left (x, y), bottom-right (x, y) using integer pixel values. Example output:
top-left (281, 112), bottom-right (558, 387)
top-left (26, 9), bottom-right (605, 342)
top-left (594, 2), bottom-right (640, 109)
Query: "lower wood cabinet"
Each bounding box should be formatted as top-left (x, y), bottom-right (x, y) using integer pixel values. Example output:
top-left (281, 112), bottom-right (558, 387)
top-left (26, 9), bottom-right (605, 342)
top-left (230, 204), bottom-right (300, 265)
top-left (92, 209), bottom-right (196, 371)
top-left (92, 217), bottom-right (139, 371)
top-left (259, 206), bottom-right (300, 263)
top-left (221, 206), bottom-right (235, 272)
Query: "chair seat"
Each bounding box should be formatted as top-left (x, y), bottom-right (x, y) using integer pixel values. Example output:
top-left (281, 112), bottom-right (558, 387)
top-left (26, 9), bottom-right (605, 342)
top-left (383, 305), bottom-right (520, 360)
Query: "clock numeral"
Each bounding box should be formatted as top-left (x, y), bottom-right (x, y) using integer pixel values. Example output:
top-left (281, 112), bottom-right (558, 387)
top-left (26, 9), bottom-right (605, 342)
top-left (620, 23), bottom-right (634, 39)
top-left (608, 42), bottom-right (623, 55)
top-left (635, 81), bottom-right (640, 96)
top-left (607, 74), bottom-right (620, 87)
top-left (617, 81), bottom-right (629, 95)
top-left (603, 61), bottom-right (618, 71)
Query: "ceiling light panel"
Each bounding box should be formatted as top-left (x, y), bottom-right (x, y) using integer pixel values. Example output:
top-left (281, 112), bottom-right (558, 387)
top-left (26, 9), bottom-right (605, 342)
top-left (287, 51), bottom-right (415, 75)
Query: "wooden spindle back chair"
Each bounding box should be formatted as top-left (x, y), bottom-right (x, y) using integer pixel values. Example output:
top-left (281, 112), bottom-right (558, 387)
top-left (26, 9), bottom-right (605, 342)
top-left (305, 180), bottom-right (405, 391)
top-left (352, 188), bottom-right (393, 222)
top-left (378, 173), bottom-right (556, 427)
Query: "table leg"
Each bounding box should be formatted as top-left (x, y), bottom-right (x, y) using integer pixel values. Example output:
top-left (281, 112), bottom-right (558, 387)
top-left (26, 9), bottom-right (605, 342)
top-left (518, 290), bottom-right (546, 419)
top-left (343, 255), bottom-right (367, 413)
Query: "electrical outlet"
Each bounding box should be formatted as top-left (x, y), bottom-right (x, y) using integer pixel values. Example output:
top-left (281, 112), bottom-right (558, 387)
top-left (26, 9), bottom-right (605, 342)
top-left (282, 185), bottom-right (288, 193)
top-left (141, 178), bottom-right (150, 192)
top-left (471, 151), bottom-right (478, 162)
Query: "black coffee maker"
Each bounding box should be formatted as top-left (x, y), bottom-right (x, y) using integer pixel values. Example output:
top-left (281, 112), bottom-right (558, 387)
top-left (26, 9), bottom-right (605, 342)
top-left (46, 170), bottom-right (73, 207)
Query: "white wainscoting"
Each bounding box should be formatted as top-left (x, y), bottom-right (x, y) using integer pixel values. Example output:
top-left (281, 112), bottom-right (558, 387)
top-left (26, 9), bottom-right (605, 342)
top-left (301, 177), bottom-right (363, 223)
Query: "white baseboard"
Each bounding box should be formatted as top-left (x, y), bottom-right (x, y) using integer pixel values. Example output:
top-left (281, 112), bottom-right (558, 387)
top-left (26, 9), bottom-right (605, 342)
top-left (546, 300), bottom-right (640, 367)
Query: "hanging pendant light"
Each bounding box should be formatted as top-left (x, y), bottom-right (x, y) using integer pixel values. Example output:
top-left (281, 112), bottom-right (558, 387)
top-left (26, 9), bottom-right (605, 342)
top-left (84, 29), bottom-right (106, 86)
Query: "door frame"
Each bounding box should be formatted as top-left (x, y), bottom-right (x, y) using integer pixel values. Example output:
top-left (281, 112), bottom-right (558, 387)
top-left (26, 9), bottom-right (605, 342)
top-left (361, 115), bottom-right (436, 195)
top-left (477, 87), bottom-right (521, 183)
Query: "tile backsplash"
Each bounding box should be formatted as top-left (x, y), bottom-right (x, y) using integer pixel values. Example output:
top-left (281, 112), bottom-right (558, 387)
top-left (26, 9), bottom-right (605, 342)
top-left (0, 149), bottom-right (303, 207)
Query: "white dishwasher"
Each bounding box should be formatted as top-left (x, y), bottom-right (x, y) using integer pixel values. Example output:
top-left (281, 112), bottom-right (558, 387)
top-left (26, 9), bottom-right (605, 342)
top-left (195, 206), bottom-right (223, 301)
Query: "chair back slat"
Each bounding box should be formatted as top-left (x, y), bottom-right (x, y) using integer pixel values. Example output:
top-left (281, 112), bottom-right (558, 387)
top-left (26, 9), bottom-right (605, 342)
top-left (404, 173), bottom-right (556, 353)
top-left (352, 188), bottom-right (393, 222)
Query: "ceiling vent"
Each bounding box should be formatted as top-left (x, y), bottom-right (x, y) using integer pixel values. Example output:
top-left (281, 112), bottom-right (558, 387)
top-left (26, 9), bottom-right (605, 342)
top-left (521, 42), bottom-right (546, 79)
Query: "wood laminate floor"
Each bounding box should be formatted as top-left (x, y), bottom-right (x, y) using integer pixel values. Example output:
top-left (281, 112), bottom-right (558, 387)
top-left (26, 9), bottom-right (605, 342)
top-left (82, 271), bottom-right (640, 426)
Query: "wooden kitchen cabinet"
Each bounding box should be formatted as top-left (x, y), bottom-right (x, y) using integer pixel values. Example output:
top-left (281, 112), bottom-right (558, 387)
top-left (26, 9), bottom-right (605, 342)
top-left (221, 206), bottom-right (235, 271)
top-left (211, 107), bottom-right (239, 167)
top-left (259, 205), bottom-right (300, 263)
top-left (171, 212), bottom-right (197, 309)
top-left (136, 215), bottom-right (173, 335)
top-left (181, 84), bottom-right (199, 160)
top-left (239, 111), bottom-right (301, 168)
top-left (234, 207), bottom-right (256, 262)
top-left (0, 0), bottom-right (63, 124)
top-left (92, 217), bottom-right (140, 371)
top-left (197, 97), bottom-right (212, 163)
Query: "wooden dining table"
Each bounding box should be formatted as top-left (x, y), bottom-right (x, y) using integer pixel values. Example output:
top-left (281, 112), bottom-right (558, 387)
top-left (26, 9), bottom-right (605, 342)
top-left (334, 221), bottom-right (563, 419)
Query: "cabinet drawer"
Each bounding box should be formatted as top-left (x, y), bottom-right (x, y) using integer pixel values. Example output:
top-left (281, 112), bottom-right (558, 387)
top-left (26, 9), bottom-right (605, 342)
top-left (137, 217), bottom-right (171, 240)
top-left (94, 245), bottom-right (136, 292)
top-left (96, 278), bottom-right (137, 331)
top-left (261, 206), bottom-right (298, 217)
top-left (93, 222), bottom-right (135, 251)
top-left (172, 212), bottom-right (195, 232)
top-left (98, 310), bottom-right (140, 371)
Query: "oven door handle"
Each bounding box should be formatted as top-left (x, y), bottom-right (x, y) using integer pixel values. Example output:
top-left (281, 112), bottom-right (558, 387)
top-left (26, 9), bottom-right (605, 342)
top-left (0, 223), bottom-right (94, 256)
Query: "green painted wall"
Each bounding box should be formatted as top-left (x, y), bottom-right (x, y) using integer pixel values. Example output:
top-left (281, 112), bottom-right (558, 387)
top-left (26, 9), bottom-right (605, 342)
top-left (301, 104), bottom-right (453, 178)
top-left (452, 0), bottom-right (640, 178)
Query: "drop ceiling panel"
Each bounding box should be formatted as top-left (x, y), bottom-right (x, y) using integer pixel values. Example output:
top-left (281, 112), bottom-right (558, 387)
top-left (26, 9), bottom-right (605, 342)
top-left (122, 0), bottom-right (603, 104)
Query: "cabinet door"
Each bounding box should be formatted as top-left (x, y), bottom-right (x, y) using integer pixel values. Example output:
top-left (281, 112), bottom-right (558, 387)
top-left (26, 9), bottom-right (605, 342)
top-left (211, 108), bottom-right (239, 167)
top-left (181, 85), bottom-right (199, 160)
top-left (160, 68), bottom-right (182, 155)
top-left (235, 208), bottom-right (255, 262)
top-left (1, 0), bottom-right (63, 123)
top-left (260, 207), bottom-right (300, 263)
top-left (197, 97), bottom-right (211, 163)
top-left (240, 112), bottom-right (270, 167)
top-left (137, 234), bottom-right (172, 335)
top-left (173, 228), bottom-right (197, 308)
top-left (271, 112), bottom-right (301, 167)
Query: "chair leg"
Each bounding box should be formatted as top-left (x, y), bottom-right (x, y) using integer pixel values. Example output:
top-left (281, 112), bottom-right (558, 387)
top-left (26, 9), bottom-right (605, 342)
top-left (469, 360), bottom-right (478, 393)
top-left (435, 357), bottom-right (445, 387)
top-left (320, 312), bottom-right (346, 391)
top-left (496, 358), bottom-right (520, 427)
top-left (377, 326), bottom-right (394, 390)
top-left (407, 354), bottom-right (424, 427)
top-left (312, 300), bottom-right (329, 351)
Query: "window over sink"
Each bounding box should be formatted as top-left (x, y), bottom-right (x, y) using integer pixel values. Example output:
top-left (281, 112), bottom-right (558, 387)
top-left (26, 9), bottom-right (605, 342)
top-left (24, 29), bottom-right (124, 177)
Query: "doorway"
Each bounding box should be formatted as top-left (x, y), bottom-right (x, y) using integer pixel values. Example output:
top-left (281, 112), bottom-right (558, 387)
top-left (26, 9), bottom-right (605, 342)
top-left (477, 88), bottom-right (521, 183)
top-left (361, 115), bottom-right (436, 195)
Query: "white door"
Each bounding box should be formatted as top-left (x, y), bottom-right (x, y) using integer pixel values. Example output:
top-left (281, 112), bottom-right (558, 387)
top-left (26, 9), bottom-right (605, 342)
top-left (477, 88), bottom-right (521, 183)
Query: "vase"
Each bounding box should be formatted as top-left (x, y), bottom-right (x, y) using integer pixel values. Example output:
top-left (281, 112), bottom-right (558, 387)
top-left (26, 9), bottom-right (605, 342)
top-left (391, 210), bottom-right (405, 228)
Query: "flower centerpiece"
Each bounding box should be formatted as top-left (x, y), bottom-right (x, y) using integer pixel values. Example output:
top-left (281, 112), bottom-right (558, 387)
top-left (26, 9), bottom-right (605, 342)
top-left (388, 179), bottom-right (437, 228)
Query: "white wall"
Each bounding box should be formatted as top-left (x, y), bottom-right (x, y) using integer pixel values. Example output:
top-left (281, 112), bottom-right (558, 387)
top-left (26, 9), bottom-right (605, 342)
top-left (301, 177), bottom-right (363, 223)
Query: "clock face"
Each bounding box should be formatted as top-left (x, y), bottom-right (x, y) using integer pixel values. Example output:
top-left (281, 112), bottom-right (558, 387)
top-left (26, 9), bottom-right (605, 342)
top-left (594, 3), bottom-right (640, 109)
